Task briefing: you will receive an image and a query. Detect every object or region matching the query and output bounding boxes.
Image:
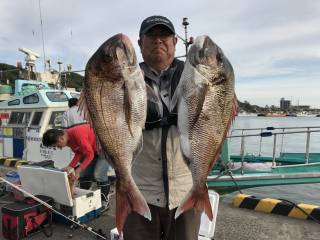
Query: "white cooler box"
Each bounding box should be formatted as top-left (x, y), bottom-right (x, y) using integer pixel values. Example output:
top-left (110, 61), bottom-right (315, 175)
top-left (18, 166), bottom-right (102, 222)
top-left (110, 190), bottom-right (219, 240)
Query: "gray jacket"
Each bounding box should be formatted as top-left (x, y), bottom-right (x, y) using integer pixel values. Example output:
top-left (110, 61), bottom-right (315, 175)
top-left (131, 59), bottom-right (192, 209)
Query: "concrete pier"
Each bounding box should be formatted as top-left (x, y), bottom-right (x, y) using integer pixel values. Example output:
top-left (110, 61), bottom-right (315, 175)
top-left (1, 191), bottom-right (319, 240)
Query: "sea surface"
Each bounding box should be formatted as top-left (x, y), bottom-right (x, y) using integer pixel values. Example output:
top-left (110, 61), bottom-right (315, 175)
top-left (223, 116), bottom-right (320, 205)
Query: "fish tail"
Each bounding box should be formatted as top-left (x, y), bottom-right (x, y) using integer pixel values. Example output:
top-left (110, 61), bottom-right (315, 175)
top-left (174, 187), bottom-right (213, 221)
top-left (115, 181), bottom-right (151, 234)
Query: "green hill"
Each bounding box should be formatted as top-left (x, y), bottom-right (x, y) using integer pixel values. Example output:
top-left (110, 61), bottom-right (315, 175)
top-left (0, 63), bottom-right (84, 90)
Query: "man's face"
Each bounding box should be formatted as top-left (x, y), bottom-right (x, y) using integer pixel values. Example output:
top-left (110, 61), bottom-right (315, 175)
top-left (52, 135), bottom-right (67, 149)
top-left (139, 25), bottom-right (177, 71)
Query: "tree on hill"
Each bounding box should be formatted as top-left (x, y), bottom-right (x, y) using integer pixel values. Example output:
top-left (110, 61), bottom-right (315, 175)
top-left (0, 63), bottom-right (84, 90)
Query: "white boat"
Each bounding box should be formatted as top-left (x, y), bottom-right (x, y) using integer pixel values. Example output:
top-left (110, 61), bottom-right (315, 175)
top-left (0, 48), bottom-right (80, 169)
top-left (0, 79), bottom-right (79, 168)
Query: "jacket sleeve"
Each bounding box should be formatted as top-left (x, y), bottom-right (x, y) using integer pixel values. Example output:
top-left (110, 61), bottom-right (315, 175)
top-left (68, 139), bottom-right (94, 170)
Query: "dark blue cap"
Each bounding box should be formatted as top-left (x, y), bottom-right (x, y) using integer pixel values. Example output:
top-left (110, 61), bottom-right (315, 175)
top-left (139, 15), bottom-right (175, 36)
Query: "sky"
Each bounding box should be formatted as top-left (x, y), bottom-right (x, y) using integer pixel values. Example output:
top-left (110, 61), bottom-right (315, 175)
top-left (1, 0), bottom-right (320, 108)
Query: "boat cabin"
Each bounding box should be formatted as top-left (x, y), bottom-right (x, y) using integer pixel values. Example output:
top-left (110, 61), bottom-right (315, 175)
top-left (0, 83), bottom-right (80, 168)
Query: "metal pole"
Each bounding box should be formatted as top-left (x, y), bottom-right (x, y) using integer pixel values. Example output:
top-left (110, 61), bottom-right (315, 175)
top-left (272, 134), bottom-right (277, 167)
top-left (38, 0), bottom-right (47, 72)
top-left (258, 129), bottom-right (263, 156)
top-left (305, 128), bottom-right (311, 164)
top-left (240, 133), bottom-right (245, 175)
top-left (280, 128), bottom-right (285, 155)
top-left (182, 18), bottom-right (189, 56)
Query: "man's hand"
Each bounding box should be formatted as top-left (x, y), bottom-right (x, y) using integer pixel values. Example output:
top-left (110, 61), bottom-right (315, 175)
top-left (63, 166), bottom-right (76, 181)
top-left (64, 166), bottom-right (74, 175)
top-left (74, 167), bottom-right (82, 181)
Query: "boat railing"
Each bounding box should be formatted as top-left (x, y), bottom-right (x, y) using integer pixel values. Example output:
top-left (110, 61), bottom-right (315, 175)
top-left (228, 127), bottom-right (320, 174)
top-left (230, 126), bottom-right (320, 156)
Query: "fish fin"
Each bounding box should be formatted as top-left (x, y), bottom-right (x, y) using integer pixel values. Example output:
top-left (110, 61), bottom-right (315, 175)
top-left (232, 94), bottom-right (239, 121)
top-left (123, 82), bottom-right (133, 137)
top-left (175, 187), bottom-right (213, 221)
top-left (208, 94), bottom-right (239, 171)
top-left (190, 84), bottom-right (209, 128)
top-left (116, 180), bottom-right (151, 234)
top-left (78, 91), bottom-right (93, 126)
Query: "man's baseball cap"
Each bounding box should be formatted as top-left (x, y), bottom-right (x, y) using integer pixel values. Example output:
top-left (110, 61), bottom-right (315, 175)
top-left (139, 15), bottom-right (175, 36)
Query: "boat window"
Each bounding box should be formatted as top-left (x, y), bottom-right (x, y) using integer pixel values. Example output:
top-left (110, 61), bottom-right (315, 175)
top-left (24, 112), bottom-right (32, 125)
top-left (9, 112), bottom-right (25, 124)
top-left (8, 99), bottom-right (20, 106)
top-left (46, 92), bottom-right (68, 102)
top-left (31, 112), bottom-right (43, 126)
top-left (49, 111), bottom-right (64, 128)
top-left (70, 93), bottom-right (80, 99)
top-left (23, 93), bottom-right (39, 104)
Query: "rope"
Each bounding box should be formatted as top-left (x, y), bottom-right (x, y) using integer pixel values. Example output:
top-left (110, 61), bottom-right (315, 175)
top-left (278, 198), bottom-right (320, 225)
top-left (212, 162), bottom-right (243, 194)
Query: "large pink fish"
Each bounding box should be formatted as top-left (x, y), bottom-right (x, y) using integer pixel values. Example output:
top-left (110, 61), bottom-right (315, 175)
top-left (172, 35), bottom-right (238, 220)
top-left (80, 34), bottom-right (151, 233)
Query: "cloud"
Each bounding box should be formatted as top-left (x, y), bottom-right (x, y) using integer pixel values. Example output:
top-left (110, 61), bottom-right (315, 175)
top-left (1, 0), bottom-right (319, 107)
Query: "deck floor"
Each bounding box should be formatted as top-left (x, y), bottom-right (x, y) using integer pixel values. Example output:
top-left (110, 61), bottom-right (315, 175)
top-left (1, 167), bottom-right (320, 240)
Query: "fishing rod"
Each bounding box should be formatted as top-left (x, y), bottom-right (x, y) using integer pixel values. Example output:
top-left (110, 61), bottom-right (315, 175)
top-left (0, 176), bottom-right (107, 240)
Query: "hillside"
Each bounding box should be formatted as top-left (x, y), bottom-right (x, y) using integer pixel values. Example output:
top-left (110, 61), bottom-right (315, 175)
top-left (0, 63), bottom-right (84, 90)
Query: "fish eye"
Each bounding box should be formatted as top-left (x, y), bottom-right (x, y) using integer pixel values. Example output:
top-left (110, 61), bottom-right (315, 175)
top-left (104, 54), bottom-right (113, 63)
top-left (216, 51), bottom-right (223, 63)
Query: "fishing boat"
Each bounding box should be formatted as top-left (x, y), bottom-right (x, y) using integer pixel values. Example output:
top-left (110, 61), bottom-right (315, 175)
top-left (207, 126), bottom-right (320, 194)
top-left (0, 48), bottom-right (80, 169)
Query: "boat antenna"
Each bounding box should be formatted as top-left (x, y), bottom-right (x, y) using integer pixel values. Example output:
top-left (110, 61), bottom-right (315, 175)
top-left (176, 17), bottom-right (194, 58)
top-left (38, 0), bottom-right (46, 72)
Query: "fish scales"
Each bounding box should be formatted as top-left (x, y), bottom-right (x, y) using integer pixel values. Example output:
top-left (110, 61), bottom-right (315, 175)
top-left (80, 34), bottom-right (151, 234)
top-left (174, 35), bottom-right (237, 220)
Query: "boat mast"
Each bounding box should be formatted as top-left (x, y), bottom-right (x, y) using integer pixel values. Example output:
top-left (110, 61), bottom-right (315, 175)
top-left (38, 0), bottom-right (46, 72)
top-left (176, 17), bottom-right (194, 58)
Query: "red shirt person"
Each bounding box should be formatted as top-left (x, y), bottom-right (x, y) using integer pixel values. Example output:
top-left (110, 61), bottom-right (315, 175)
top-left (42, 123), bottom-right (111, 211)
top-left (42, 124), bottom-right (97, 181)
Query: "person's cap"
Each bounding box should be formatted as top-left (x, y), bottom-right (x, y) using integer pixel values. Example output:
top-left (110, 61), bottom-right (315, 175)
top-left (139, 15), bottom-right (175, 36)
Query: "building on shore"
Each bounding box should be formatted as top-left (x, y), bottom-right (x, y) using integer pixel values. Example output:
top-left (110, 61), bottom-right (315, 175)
top-left (280, 98), bottom-right (291, 111)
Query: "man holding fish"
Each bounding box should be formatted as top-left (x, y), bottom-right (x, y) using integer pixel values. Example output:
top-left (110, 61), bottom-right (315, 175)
top-left (62, 14), bottom-right (236, 239)
top-left (122, 15), bottom-right (202, 240)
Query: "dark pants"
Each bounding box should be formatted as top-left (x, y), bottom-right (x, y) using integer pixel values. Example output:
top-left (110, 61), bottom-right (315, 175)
top-left (79, 154), bottom-right (110, 198)
top-left (123, 204), bottom-right (201, 240)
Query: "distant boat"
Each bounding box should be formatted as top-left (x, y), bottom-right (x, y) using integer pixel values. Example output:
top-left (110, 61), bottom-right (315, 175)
top-left (316, 114), bottom-right (320, 117)
top-left (265, 113), bottom-right (287, 117)
top-left (286, 113), bottom-right (297, 117)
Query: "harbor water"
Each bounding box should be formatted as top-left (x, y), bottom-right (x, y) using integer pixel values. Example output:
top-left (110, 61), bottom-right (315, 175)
top-left (224, 116), bottom-right (320, 205)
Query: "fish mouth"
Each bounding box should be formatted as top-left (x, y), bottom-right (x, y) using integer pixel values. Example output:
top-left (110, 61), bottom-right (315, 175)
top-left (188, 35), bottom-right (221, 67)
top-left (104, 33), bottom-right (137, 69)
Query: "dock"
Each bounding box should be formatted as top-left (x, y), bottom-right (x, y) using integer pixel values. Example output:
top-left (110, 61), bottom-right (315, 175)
top-left (1, 189), bottom-right (319, 240)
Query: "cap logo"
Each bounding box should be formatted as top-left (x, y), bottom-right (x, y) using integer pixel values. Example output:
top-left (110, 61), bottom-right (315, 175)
top-left (146, 18), bottom-right (170, 24)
